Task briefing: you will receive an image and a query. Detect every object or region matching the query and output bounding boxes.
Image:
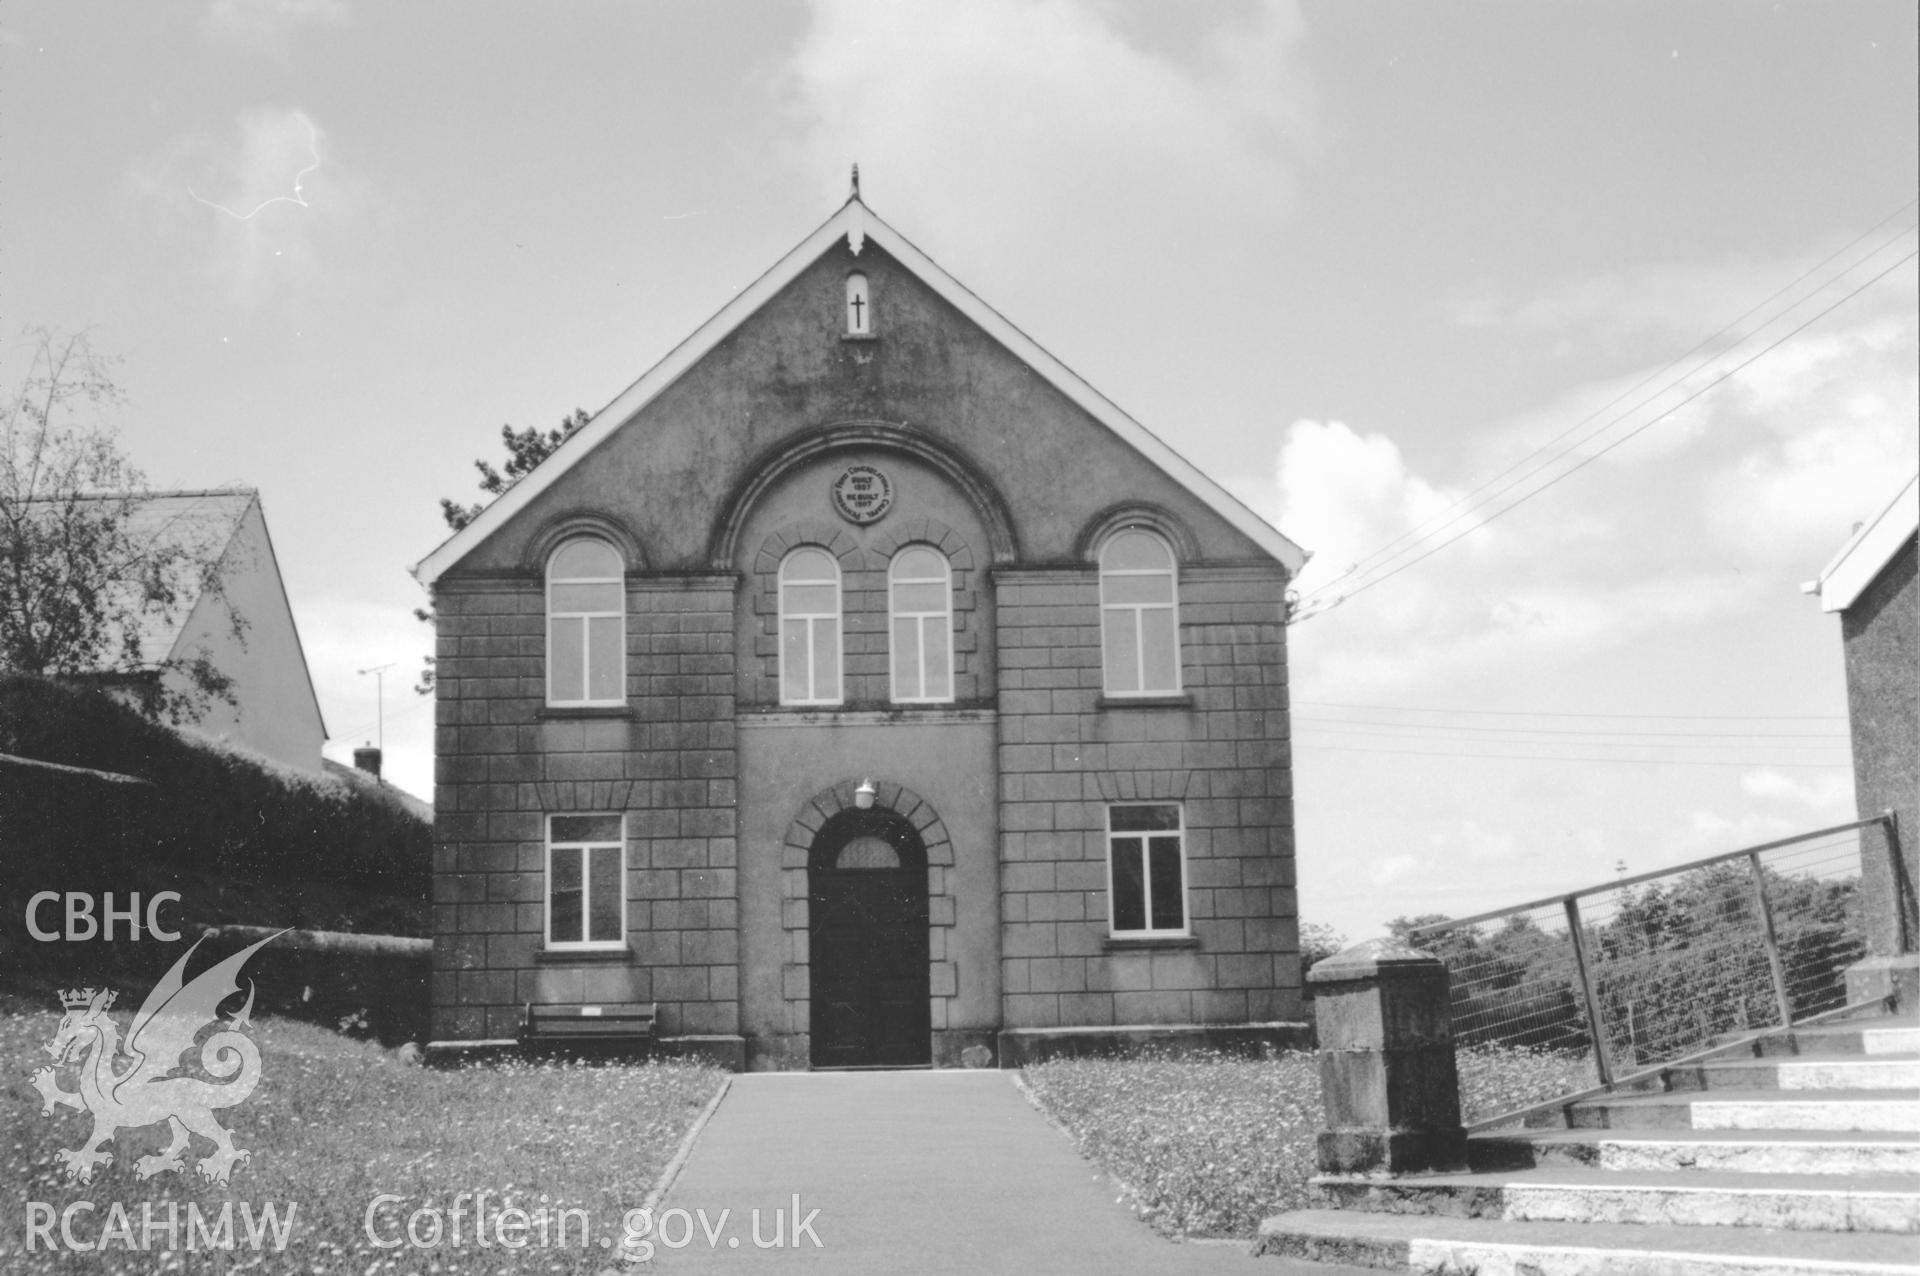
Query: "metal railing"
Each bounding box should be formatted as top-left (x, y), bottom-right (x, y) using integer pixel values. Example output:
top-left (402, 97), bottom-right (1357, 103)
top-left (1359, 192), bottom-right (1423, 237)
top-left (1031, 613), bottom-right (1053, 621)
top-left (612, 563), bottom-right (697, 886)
top-left (1407, 813), bottom-right (1902, 1128)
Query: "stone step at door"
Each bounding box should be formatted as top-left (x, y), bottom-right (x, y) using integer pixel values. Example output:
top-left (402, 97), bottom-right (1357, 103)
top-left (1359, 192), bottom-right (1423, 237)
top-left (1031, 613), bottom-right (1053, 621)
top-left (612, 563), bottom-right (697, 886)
top-left (1313, 1166), bottom-right (1920, 1233)
top-left (1739, 1021), bottom-right (1920, 1057)
top-left (1467, 1127), bottom-right (1920, 1177)
top-left (1256, 1208), bottom-right (1920, 1275)
top-left (1664, 1054), bottom-right (1920, 1092)
top-left (1566, 1088), bottom-right (1920, 1133)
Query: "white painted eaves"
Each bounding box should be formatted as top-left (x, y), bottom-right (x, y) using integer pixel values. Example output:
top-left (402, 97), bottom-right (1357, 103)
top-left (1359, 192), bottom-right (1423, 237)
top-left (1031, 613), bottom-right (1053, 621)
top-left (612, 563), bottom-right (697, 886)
top-left (1803, 473), bottom-right (1919, 613)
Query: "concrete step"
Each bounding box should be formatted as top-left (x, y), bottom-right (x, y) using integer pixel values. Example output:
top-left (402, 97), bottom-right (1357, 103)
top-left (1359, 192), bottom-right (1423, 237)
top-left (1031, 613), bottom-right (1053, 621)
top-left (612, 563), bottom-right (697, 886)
top-left (1314, 1167), bottom-right (1920, 1233)
top-left (1470, 1126), bottom-right (1920, 1177)
top-left (1740, 1019), bottom-right (1920, 1058)
top-left (1665, 1054), bottom-right (1920, 1092)
top-left (1256, 1207), bottom-right (1920, 1274)
top-left (1568, 1087), bottom-right (1920, 1133)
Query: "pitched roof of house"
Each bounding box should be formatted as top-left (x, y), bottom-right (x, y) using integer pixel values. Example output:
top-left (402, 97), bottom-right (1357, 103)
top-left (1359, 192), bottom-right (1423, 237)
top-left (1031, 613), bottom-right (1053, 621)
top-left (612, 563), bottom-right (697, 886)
top-left (1804, 473), bottom-right (1919, 613)
top-left (414, 195), bottom-right (1309, 586)
top-left (112, 489), bottom-right (258, 662)
top-left (43, 487), bottom-right (327, 737)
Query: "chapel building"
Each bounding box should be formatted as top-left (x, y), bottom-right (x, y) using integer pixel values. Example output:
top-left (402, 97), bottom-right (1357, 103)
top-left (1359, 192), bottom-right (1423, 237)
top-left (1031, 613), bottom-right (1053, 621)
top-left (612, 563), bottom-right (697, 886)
top-left (416, 190), bottom-right (1310, 1070)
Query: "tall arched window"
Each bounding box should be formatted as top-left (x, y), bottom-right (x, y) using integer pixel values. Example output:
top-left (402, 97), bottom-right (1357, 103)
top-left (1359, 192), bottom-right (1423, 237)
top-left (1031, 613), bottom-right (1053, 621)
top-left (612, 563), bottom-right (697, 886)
top-left (780, 547), bottom-right (841, 705)
top-left (1099, 529), bottom-right (1180, 696)
top-left (546, 537), bottom-right (625, 705)
top-left (889, 546), bottom-right (952, 703)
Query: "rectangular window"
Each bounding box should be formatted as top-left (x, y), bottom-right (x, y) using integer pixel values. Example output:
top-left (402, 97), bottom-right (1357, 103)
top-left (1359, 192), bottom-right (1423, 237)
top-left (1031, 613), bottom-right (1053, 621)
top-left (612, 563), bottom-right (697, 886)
top-left (547, 814), bottom-right (626, 949)
top-left (1107, 804), bottom-right (1186, 936)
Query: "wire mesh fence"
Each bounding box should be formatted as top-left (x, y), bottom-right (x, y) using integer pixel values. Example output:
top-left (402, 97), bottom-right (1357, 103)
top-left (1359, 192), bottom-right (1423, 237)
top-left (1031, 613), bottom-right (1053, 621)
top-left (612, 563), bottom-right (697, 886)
top-left (1409, 818), bottom-right (1884, 1126)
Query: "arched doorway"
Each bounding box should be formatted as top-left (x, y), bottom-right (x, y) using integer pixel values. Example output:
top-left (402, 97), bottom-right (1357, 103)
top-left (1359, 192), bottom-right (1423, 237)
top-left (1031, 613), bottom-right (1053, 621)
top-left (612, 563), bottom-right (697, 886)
top-left (809, 807), bottom-right (931, 1068)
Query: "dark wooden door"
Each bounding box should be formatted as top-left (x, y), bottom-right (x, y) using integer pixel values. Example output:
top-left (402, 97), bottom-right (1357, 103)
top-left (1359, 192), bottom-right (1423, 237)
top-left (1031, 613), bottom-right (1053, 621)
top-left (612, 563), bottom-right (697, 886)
top-left (809, 813), bottom-right (930, 1068)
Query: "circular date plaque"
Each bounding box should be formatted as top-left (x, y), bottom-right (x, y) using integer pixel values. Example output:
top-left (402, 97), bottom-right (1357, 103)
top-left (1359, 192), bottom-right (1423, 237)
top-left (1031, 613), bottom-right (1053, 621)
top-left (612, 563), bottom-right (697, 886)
top-left (831, 464), bottom-right (893, 525)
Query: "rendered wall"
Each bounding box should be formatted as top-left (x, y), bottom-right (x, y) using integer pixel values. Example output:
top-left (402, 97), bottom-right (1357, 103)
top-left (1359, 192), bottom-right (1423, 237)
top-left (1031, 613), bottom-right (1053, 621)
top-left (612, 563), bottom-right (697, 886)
top-left (995, 563), bottom-right (1301, 1029)
top-left (736, 718), bottom-right (999, 1069)
top-left (427, 229), bottom-right (1303, 1058)
top-left (1842, 536), bottom-right (1918, 955)
top-left (430, 575), bottom-right (741, 1042)
top-left (169, 502), bottom-right (326, 774)
top-left (450, 238), bottom-right (1270, 575)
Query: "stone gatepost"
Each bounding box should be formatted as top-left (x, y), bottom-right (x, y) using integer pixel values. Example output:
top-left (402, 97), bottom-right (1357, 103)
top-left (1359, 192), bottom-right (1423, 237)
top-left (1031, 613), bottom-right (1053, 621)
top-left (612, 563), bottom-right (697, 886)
top-left (1310, 938), bottom-right (1468, 1176)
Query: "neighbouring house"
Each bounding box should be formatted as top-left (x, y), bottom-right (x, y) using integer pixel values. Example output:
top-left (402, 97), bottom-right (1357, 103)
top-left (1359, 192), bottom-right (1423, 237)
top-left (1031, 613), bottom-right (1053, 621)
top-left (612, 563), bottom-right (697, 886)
top-left (415, 190), bottom-right (1310, 1070)
top-left (99, 488), bottom-right (326, 775)
top-left (1804, 472), bottom-right (1918, 998)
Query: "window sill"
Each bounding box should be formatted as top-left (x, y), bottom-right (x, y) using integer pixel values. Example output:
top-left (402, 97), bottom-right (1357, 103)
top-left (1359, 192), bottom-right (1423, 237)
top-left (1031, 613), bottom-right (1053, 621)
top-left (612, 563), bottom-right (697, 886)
top-left (1096, 694), bottom-right (1192, 710)
top-left (535, 946), bottom-right (634, 964)
top-left (741, 707), bottom-right (996, 727)
top-left (1102, 934), bottom-right (1199, 951)
top-left (537, 705), bottom-right (634, 720)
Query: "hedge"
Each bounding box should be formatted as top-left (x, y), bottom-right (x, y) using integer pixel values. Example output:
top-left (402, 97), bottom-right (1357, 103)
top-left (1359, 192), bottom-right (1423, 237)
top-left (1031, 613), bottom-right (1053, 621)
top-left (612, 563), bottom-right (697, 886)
top-left (0, 672), bottom-right (429, 897)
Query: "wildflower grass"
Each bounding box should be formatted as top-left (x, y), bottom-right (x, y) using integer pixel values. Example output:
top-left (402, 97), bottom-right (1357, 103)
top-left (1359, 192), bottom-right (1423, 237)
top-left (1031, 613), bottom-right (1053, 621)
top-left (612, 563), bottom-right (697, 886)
top-left (1457, 1042), bottom-right (1596, 1125)
top-left (1023, 1043), bottom-right (1595, 1238)
top-left (2, 1002), bottom-right (724, 1273)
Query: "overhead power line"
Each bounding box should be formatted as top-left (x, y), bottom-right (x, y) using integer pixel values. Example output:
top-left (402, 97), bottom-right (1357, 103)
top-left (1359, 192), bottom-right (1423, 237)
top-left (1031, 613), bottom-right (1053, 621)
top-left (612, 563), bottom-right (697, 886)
top-left (1292, 226), bottom-right (1920, 620)
top-left (330, 686), bottom-right (433, 746)
top-left (1311, 204), bottom-right (1919, 599)
top-left (1295, 718), bottom-right (1849, 743)
top-left (1304, 742), bottom-right (1850, 769)
top-left (1293, 699), bottom-right (1845, 721)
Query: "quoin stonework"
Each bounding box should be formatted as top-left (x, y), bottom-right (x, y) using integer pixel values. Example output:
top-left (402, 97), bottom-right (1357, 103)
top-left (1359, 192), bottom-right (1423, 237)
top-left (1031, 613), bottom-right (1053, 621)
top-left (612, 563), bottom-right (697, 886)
top-left (414, 191), bottom-right (1310, 1070)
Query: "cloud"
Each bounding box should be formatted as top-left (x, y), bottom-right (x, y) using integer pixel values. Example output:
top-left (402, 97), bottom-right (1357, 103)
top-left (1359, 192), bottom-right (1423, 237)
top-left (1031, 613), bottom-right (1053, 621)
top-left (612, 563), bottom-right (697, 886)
top-left (129, 107), bottom-right (381, 305)
top-left (774, 0), bottom-right (1318, 270)
top-left (1704, 309), bottom-right (1920, 562)
top-left (1446, 236), bottom-right (1919, 358)
top-left (1269, 418), bottom-right (1479, 600)
top-left (1279, 244), bottom-right (1908, 938)
top-left (1739, 768), bottom-right (1853, 813)
top-left (1247, 416), bottom-right (1761, 700)
top-left (1447, 258), bottom-right (1814, 357)
top-left (1248, 245), bottom-right (1918, 701)
top-left (203, 0), bottom-right (347, 52)
top-left (1663, 808), bottom-right (1807, 863)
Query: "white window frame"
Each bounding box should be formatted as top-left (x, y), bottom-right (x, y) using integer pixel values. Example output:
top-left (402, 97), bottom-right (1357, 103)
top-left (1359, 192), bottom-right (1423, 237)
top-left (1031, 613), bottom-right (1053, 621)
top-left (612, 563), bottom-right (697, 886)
top-left (1098, 529), bottom-right (1181, 697)
top-left (888, 545), bottom-right (954, 703)
top-left (545, 538), bottom-right (626, 707)
top-left (779, 547), bottom-right (842, 706)
top-left (545, 813), bottom-right (627, 951)
top-left (1105, 803), bottom-right (1189, 937)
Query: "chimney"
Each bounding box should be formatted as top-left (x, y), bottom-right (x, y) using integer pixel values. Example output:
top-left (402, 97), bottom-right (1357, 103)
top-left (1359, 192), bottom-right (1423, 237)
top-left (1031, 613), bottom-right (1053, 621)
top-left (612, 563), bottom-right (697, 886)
top-left (353, 745), bottom-right (383, 779)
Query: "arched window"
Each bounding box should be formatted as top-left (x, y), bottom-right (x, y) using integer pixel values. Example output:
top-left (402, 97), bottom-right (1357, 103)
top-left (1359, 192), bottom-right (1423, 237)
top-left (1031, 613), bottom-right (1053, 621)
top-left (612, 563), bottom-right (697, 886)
top-left (1099, 529), bottom-right (1180, 696)
top-left (889, 546), bottom-right (952, 703)
top-left (546, 537), bottom-right (625, 705)
top-left (780, 547), bottom-right (841, 705)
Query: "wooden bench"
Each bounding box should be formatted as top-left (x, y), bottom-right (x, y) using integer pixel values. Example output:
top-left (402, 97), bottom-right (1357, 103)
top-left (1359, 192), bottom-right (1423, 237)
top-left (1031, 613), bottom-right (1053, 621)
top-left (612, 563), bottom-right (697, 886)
top-left (522, 1002), bottom-right (656, 1046)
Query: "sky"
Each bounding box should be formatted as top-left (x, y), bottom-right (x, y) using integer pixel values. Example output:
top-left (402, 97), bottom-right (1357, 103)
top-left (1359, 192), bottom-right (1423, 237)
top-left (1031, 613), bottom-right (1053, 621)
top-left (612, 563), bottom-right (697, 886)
top-left (3, 1), bottom-right (1915, 942)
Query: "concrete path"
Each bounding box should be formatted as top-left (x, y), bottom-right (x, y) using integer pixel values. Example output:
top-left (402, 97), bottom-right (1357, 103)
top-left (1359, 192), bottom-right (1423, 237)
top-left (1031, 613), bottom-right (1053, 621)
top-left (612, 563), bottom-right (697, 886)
top-left (644, 1069), bottom-right (1360, 1273)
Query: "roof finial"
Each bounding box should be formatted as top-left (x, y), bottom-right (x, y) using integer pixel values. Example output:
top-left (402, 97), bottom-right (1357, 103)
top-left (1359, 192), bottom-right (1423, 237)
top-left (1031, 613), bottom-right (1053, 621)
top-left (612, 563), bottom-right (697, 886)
top-left (850, 163), bottom-right (861, 202)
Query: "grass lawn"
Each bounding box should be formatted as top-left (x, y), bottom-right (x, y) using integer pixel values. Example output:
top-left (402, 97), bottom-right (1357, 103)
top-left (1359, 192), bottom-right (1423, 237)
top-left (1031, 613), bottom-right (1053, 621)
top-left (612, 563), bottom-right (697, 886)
top-left (2, 997), bottom-right (724, 1273)
top-left (1021, 1044), bottom-right (1595, 1239)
